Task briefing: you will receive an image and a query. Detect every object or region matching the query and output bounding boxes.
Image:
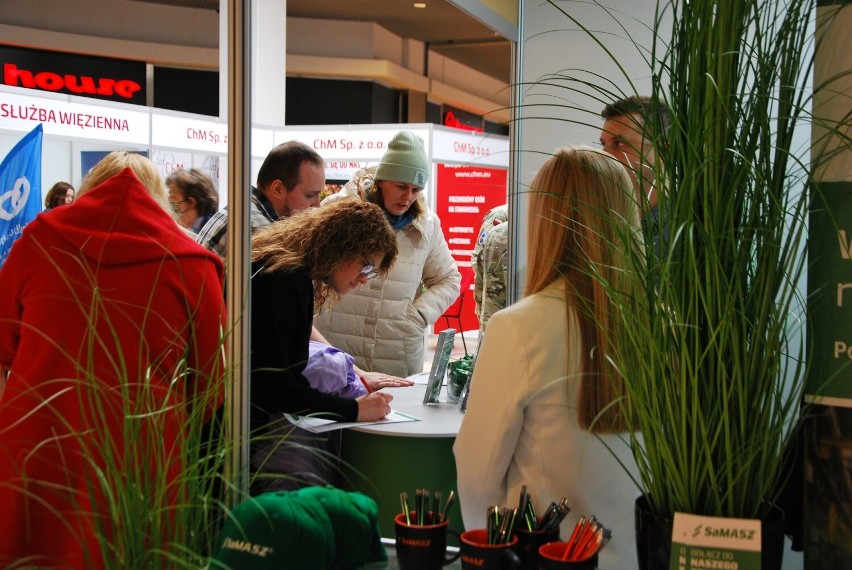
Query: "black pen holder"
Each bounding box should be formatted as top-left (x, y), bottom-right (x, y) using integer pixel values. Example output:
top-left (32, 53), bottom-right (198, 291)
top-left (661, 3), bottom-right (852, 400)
top-left (515, 518), bottom-right (560, 570)
top-left (395, 512), bottom-right (461, 570)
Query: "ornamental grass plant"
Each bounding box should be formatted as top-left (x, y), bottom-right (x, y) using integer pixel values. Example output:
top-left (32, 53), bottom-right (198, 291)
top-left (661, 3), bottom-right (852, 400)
top-left (0, 277), bottom-right (236, 569)
top-left (527, 0), bottom-right (846, 522)
top-left (1, 279), bottom-right (364, 569)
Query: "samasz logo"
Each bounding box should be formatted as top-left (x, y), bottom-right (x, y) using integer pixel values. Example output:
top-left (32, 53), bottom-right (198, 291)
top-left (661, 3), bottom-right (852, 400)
top-left (221, 536), bottom-right (274, 557)
top-left (703, 526), bottom-right (756, 541)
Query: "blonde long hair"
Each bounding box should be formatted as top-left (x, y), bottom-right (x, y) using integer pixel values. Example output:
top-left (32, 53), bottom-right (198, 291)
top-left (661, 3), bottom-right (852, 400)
top-left (251, 200), bottom-right (398, 307)
top-left (526, 145), bottom-right (639, 433)
top-left (78, 151), bottom-right (174, 219)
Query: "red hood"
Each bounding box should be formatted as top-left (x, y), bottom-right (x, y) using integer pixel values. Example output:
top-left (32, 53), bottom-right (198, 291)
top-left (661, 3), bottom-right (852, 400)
top-left (35, 167), bottom-right (223, 274)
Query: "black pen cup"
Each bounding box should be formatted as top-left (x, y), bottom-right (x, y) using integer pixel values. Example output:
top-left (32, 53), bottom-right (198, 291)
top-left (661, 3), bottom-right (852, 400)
top-left (515, 521), bottom-right (560, 570)
top-left (537, 542), bottom-right (598, 569)
top-left (460, 528), bottom-right (522, 570)
top-left (395, 512), bottom-right (460, 570)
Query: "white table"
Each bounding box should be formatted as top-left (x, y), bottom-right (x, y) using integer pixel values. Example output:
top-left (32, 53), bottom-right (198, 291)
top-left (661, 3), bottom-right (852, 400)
top-left (351, 383), bottom-right (464, 437)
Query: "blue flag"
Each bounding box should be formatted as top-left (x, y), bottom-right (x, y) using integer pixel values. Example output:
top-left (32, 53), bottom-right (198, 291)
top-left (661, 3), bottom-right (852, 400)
top-left (0, 124), bottom-right (43, 267)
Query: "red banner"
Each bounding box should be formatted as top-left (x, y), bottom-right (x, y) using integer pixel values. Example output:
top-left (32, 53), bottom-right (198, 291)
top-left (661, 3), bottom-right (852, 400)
top-left (433, 163), bottom-right (507, 335)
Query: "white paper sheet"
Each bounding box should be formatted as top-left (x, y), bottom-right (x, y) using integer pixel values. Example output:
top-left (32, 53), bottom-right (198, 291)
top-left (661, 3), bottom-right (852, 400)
top-left (406, 371), bottom-right (430, 385)
top-left (407, 371), bottom-right (446, 386)
top-left (284, 410), bottom-right (420, 433)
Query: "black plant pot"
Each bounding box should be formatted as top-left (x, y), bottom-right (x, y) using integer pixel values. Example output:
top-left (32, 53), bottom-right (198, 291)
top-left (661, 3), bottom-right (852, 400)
top-left (635, 496), bottom-right (786, 570)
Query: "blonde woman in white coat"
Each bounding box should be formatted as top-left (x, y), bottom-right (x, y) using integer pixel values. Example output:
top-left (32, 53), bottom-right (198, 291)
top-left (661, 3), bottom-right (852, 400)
top-left (315, 131), bottom-right (461, 378)
top-left (454, 145), bottom-right (642, 570)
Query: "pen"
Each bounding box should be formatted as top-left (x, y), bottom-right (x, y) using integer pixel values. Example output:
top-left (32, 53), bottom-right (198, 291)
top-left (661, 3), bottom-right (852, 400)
top-left (541, 498), bottom-right (571, 531)
top-left (487, 505), bottom-right (500, 544)
top-left (503, 507), bottom-right (518, 544)
top-left (517, 485), bottom-right (527, 511)
top-left (577, 527), bottom-right (606, 561)
top-left (562, 515), bottom-right (586, 560)
top-left (524, 495), bottom-right (537, 531)
top-left (439, 490), bottom-right (456, 524)
top-left (431, 490), bottom-right (441, 525)
top-left (537, 502), bottom-right (558, 531)
top-left (496, 507), bottom-right (512, 544)
top-left (571, 520), bottom-right (600, 561)
top-left (516, 486), bottom-right (529, 531)
top-left (401, 492), bottom-right (411, 525)
top-left (551, 498), bottom-right (571, 529)
top-left (413, 489), bottom-right (419, 525)
top-left (568, 517), bottom-right (600, 561)
top-left (422, 489), bottom-right (430, 525)
top-left (416, 489), bottom-right (424, 525)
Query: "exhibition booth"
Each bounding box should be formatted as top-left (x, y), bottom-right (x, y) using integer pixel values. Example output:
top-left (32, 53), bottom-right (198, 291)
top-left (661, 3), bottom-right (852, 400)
top-left (0, 84), bottom-right (509, 332)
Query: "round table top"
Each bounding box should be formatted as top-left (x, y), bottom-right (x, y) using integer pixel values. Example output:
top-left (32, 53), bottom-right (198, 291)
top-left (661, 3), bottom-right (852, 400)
top-left (351, 383), bottom-right (464, 438)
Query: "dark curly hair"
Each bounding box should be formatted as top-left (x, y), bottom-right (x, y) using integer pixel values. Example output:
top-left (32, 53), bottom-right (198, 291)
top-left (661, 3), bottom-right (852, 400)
top-left (251, 200), bottom-right (398, 307)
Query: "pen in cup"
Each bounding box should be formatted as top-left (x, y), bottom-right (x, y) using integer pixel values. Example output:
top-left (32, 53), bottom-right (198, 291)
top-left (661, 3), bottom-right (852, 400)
top-left (415, 488), bottom-right (424, 525)
top-left (439, 489), bottom-right (456, 524)
top-left (516, 486), bottom-right (529, 531)
top-left (561, 515), bottom-right (610, 562)
top-left (487, 505), bottom-right (500, 544)
top-left (401, 491), bottom-right (411, 525)
top-left (539, 497), bottom-right (571, 531)
top-left (500, 507), bottom-right (517, 544)
top-left (431, 490), bottom-right (441, 525)
top-left (524, 494), bottom-right (537, 531)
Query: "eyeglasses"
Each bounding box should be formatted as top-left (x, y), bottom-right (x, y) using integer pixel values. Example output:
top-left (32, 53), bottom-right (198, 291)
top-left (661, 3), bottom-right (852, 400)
top-left (170, 199), bottom-right (187, 211)
top-left (360, 263), bottom-right (379, 280)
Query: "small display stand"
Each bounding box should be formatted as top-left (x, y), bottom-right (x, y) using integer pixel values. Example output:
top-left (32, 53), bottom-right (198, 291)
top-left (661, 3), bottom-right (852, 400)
top-left (423, 328), bottom-right (456, 405)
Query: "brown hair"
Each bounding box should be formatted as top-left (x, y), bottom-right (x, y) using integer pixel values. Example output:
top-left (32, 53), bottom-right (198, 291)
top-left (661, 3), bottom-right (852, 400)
top-left (166, 168), bottom-right (219, 219)
top-left (526, 145), bottom-right (639, 433)
top-left (251, 199), bottom-right (398, 307)
top-left (44, 181), bottom-right (75, 209)
top-left (256, 140), bottom-right (325, 192)
top-left (601, 95), bottom-right (671, 132)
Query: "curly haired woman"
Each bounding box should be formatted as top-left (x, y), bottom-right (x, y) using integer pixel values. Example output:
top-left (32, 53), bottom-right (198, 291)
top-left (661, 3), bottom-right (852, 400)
top-left (249, 199), bottom-right (399, 492)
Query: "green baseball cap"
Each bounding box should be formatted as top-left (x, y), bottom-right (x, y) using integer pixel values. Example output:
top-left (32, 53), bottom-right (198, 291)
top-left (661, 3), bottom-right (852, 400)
top-left (210, 486), bottom-right (387, 569)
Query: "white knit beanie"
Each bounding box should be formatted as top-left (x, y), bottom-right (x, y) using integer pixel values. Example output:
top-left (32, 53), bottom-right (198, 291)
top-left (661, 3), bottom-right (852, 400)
top-left (374, 131), bottom-right (429, 188)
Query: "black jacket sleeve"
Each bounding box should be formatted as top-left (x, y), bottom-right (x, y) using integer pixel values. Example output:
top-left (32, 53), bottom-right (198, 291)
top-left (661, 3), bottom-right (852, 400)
top-left (249, 264), bottom-right (358, 427)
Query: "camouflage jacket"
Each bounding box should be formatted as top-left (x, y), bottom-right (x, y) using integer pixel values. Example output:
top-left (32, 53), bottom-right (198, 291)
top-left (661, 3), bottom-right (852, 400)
top-left (474, 221), bottom-right (509, 334)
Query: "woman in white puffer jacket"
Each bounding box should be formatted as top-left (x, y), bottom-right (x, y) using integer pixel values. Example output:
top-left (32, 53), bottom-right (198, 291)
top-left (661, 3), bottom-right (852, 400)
top-left (315, 131), bottom-right (461, 378)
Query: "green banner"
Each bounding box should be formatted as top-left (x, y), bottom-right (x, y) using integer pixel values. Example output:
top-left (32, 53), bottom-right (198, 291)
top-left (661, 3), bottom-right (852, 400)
top-left (807, 181), bottom-right (852, 405)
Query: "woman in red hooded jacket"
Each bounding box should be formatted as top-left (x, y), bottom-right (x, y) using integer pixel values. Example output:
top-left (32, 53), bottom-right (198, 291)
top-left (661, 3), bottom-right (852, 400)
top-left (0, 152), bottom-right (226, 568)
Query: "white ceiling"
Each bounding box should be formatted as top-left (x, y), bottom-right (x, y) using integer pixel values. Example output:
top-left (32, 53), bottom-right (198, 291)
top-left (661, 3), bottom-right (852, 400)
top-left (130, 0), bottom-right (514, 83)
